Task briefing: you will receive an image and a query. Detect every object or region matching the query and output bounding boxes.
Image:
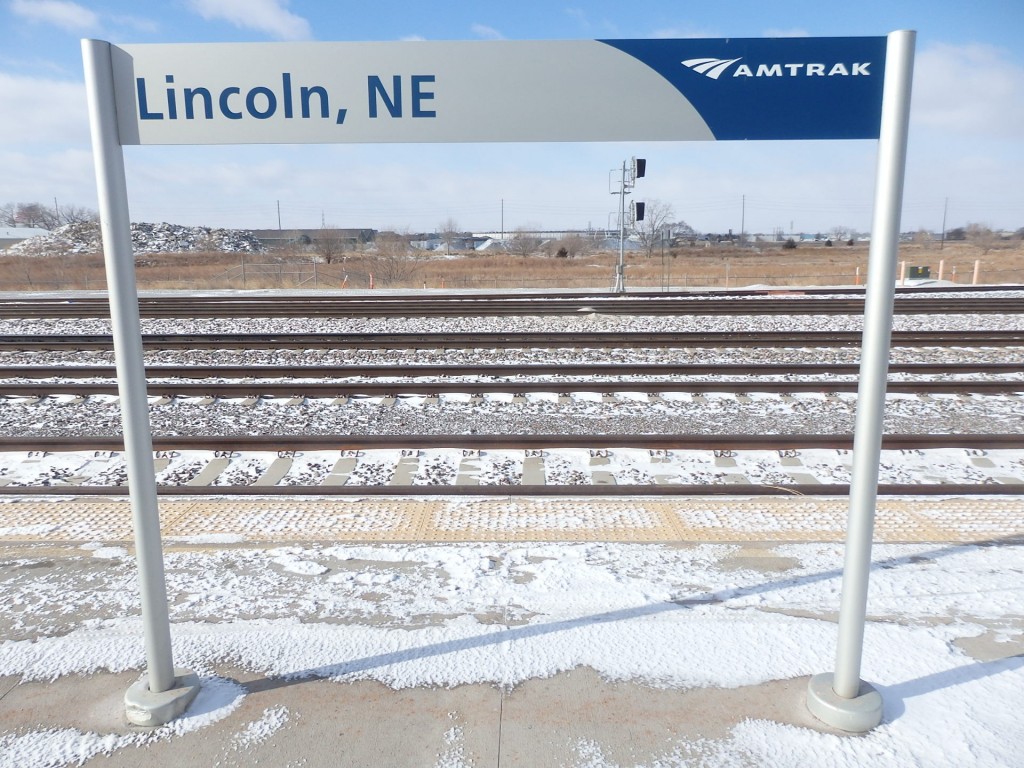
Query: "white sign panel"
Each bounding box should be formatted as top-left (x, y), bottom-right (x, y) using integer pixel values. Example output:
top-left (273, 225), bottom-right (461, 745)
top-left (112, 40), bottom-right (711, 144)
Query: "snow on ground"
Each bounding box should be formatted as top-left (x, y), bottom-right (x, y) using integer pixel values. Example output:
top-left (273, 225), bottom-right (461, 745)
top-left (0, 540), bottom-right (1021, 766)
top-left (7, 221), bottom-right (264, 257)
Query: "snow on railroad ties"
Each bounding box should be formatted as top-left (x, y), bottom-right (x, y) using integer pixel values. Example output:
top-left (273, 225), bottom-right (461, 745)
top-left (3, 447), bottom-right (1023, 489)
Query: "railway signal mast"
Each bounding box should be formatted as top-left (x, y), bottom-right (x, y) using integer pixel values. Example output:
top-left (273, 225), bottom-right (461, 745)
top-left (611, 156), bottom-right (645, 293)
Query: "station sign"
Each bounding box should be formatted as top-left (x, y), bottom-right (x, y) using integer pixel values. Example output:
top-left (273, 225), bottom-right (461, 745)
top-left (84, 31), bottom-right (914, 730)
top-left (109, 37), bottom-right (888, 146)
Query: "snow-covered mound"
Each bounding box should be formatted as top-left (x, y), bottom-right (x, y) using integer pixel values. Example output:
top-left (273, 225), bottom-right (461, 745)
top-left (8, 221), bottom-right (265, 256)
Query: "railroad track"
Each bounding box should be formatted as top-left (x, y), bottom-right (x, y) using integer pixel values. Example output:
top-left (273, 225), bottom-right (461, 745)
top-left (4, 330), bottom-right (1024, 351)
top-left (2, 362), bottom-right (1022, 397)
top-left (0, 286), bottom-right (1021, 318)
top-left (2, 434), bottom-right (1021, 497)
top-left (3, 433), bottom-right (1022, 451)
top-left (2, 380), bottom-right (1022, 396)
top-left (3, 290), bottom-right (1021, 499)
top-left (4, 362), bottom-right (1023, 378)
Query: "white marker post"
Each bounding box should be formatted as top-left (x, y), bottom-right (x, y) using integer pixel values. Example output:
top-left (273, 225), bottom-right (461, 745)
top-left (82, 39), bottom-right (199, 727)
top-left (806, 29), bottom-right (916, 733)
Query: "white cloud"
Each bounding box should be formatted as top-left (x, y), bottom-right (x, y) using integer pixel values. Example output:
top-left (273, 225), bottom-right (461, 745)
top-left (9, 0), bottom-right (99, 32)
top-left (110, 14), bottom-right (160, 34)
top-left (913, 43), bottom-right (1024, 139)
top-left (0, 72), bottom-right (88, 145)
top-left (0, 148), bottom-right (97, 209)
top-left (187, 0), bottom-right (312, 41)
top-left (471, 23), bottom-right (503, 40)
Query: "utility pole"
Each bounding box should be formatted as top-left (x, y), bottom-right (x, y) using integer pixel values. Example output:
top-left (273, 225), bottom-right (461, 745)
top-left (277, 200), bottom-right (282, 231)
top-left (940, 197), bottom-right (948, 251)
top-left (610, 157), bottom-right (645, 293)
top-left (740, 194), bottom-right (746, 246)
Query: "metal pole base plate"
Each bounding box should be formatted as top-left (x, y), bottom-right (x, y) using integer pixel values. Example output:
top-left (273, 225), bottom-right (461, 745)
top-left (806, 673), bottom-right (884, 733)
top-left (124, 668), bottom-right (201, 727)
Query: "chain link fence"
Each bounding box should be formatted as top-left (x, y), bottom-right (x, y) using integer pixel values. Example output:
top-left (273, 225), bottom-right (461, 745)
top-left (2, 256), bottom-right (1023, 292)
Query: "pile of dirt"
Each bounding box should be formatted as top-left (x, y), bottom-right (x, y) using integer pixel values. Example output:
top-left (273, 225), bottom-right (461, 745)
top-left (9, 221), bottom-right (265, 256)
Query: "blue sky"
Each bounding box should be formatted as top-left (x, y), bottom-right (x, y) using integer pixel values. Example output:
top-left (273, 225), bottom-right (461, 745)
top-left (2, 0), bottom-right (1022, 236)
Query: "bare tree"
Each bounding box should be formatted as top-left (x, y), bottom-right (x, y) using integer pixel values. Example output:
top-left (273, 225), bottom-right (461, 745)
top-left (965, 222), bottom-right (998, 254)
top-left (829, 225), bottom-right (856, 243)
top-left (58, 204), bottom-right (99, 225)
top-left (14, 202), bottom-right (55, 229)
top-left (438, 217), bottom-right (460, 255)
top-left (508, 226), bottom-right (543, 258)
top-left (631, 199), bottom-right (674, 258)
top-left (668, 220), bottom-right (699, 240)
top-left (313, 226), bottom-right (347, 264)
top-left (546, 233), bottom-right (593, 259)
top-left (372, 231), bottom-right (420, 286)
top-left (2, 201), bottom-right (97, 229)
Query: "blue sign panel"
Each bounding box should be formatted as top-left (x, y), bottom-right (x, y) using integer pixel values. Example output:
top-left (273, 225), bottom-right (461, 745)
top-left (602, 37), bottom-right (888, 140)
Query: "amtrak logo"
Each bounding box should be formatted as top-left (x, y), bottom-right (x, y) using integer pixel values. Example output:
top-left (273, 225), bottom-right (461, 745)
top-left (682, 56), bottom-right (872, 79)
top-left (681, 57), bottom-right (743, 79)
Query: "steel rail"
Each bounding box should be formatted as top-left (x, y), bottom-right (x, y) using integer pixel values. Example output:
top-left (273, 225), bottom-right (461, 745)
top-left (3, 330), bottom-right (1024, 351)
top-left (5, 298), bottom-right (1021, 318)
top-left (0, 288), bottom-right (1022, 318)
top-left (0, 284), bottom-right (1015, 308)
top-left (2, 379), bottom-right (1022, 396)
top-left (2, 434), bottom-right (1022, 451)
top-left (2, 361), bottom-right (1024, 379)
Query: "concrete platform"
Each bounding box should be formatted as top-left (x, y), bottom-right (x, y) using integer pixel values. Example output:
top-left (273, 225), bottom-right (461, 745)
top-left (0, 667), bottom-right (837, 767)
top-left (0, 494), bottom-right (1022, 544)
top-left (1, 495), bottom-right (1022, 766)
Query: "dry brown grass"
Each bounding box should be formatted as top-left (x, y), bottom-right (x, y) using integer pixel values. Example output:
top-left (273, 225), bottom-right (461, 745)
top-left (1, 240), bottom-right (1022, 292)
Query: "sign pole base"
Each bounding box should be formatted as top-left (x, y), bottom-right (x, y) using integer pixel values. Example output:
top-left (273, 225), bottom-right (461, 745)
top-left (124, 668), bottom-right (201, 727)
top-left (806, 673), bottom-right (883, 733)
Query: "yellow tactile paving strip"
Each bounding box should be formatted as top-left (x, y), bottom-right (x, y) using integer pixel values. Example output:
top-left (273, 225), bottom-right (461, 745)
top-left (0, 496), bottom-right (1022, 544)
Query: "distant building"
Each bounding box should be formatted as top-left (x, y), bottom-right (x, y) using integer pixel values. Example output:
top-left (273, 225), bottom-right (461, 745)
top-left (250, 228), bottom-right (375, 250)
top-left (407, 233), bottom-right (490, 252)
top-left (0, 227), bottom-right (50, 251)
